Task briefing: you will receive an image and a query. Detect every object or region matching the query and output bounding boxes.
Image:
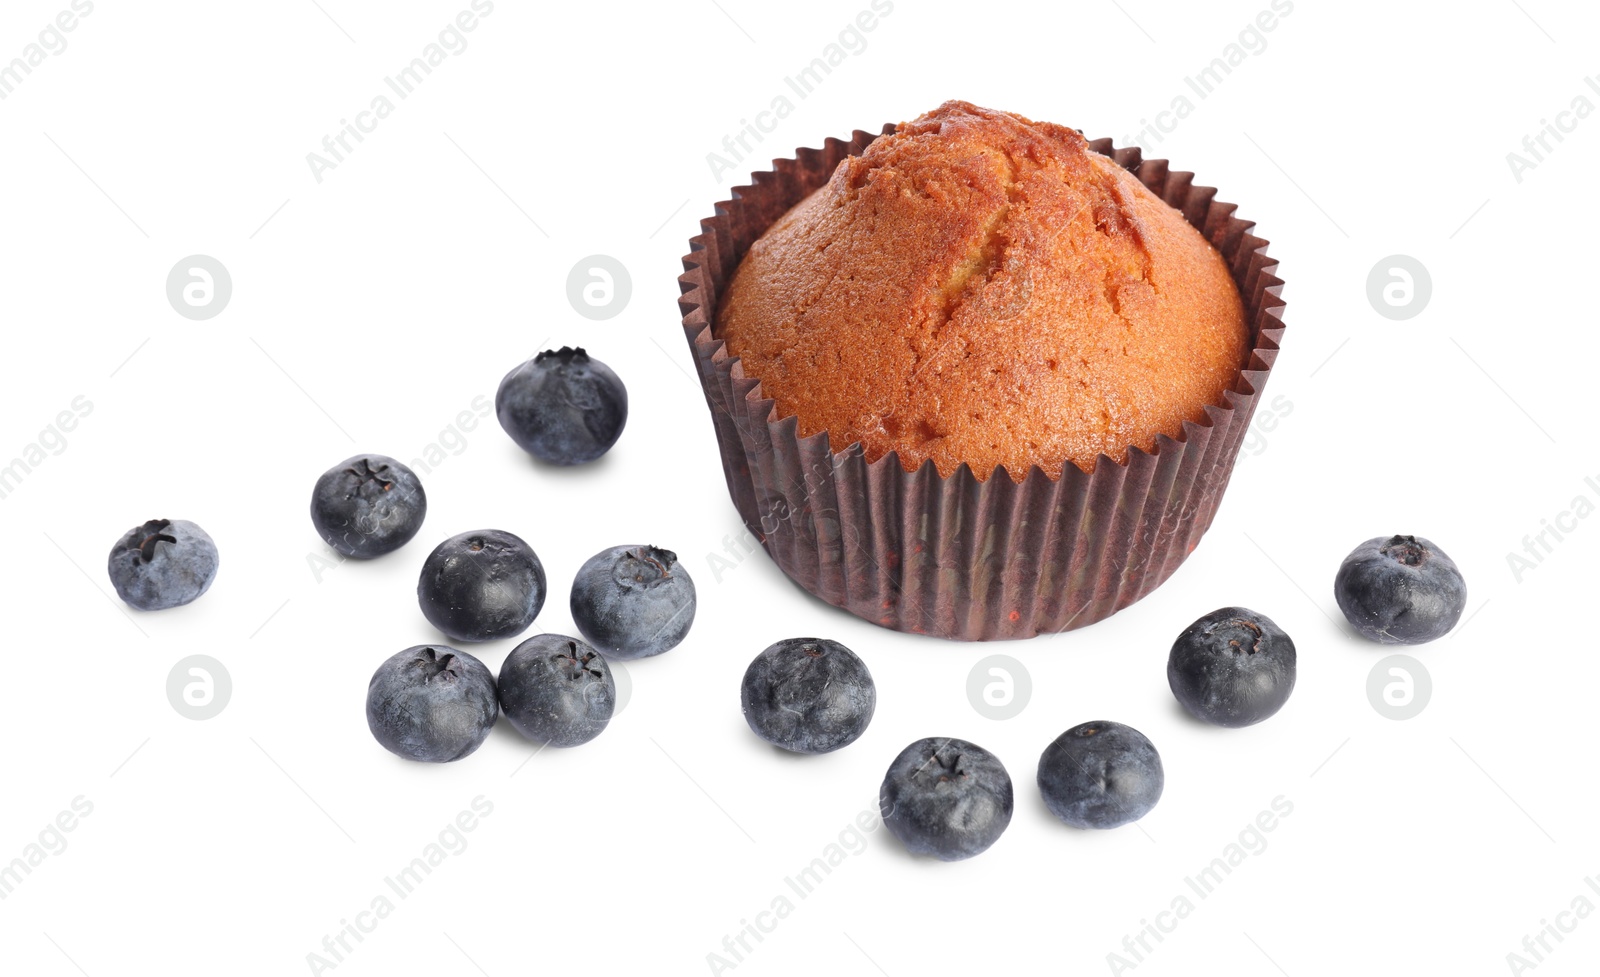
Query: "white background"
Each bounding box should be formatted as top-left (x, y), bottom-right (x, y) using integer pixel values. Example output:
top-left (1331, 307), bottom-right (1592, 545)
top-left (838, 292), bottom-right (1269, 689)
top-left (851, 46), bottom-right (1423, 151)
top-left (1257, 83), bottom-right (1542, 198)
top-left (1, 1), bottom-right (1597, 975)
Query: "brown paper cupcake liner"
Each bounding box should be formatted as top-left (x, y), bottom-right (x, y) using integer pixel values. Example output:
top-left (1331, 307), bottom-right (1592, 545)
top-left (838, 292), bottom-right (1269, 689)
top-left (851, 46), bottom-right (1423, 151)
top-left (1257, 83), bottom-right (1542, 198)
top-left (679, 125), bottom-right (1285, 640)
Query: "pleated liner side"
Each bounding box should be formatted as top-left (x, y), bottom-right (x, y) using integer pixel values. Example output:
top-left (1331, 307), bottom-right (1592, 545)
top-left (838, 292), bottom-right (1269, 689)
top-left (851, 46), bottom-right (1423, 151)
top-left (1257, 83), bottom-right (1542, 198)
top-left (678, 127), bottom-right (1286, 641)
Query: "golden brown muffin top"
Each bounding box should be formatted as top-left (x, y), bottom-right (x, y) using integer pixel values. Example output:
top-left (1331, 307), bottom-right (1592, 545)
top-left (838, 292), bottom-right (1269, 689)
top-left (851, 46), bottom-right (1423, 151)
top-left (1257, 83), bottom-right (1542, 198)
top-left (716, 100), bottom-right (1248, 482)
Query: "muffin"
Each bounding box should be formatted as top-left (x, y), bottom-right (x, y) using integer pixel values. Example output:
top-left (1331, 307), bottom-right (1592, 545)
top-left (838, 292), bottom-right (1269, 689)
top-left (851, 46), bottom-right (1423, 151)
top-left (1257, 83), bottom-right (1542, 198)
top-left (679, 102), bottom-right (1285, 640)
top-left (717, 101), bottom-right (1248, 482)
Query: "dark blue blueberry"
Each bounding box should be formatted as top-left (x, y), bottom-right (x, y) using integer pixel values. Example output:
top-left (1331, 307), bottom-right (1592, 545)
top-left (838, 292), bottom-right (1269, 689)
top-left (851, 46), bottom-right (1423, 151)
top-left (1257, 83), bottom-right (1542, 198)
top-left (741, 638), bottom-right (875, 754)
top-left (879, 737), bottom-right (1013, 861)
top-left (1168, 607), bottom-right (1296, 728)
top-left (309, 454), bottom-right (426, 559)
top-left (497, 634), bottom-right (616, 748)
top-left (417, 530), bottom-right (545, 643)
top-left (570, 545), bottom-right (695, 660)
top-left (1037, 721), bottom-right (1164, 830)
top-left (107, 518), bottom-right (219, 610)
top-left (366, 645), bottom-right (498, 763)
top-left (1335, 534), bottom-right (1467, 644)
top-left (496, 347), bottom-right (628, 465)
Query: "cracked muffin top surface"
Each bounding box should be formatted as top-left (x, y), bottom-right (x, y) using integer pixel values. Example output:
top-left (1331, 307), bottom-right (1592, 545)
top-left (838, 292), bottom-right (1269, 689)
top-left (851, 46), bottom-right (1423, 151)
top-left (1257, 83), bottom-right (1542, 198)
top-left (715, 100), bottom-right (1248, 482)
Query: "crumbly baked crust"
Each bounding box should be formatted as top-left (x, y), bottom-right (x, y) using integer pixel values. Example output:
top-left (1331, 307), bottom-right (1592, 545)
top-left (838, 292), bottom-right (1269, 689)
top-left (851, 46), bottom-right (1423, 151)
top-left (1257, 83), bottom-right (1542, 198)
top-left (717, 100), bottom-right (1248, 481)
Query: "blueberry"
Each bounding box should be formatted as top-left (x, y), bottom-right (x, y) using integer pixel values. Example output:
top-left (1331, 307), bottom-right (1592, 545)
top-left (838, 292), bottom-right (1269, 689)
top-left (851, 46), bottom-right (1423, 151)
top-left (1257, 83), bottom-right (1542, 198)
top-left (1037, 721), bottom-right (1164, 830)
top-left (741, 638), bottom-right (876, 754)
top-left (417, 530), bottom-right (546, 642)
top-left (1168, 607), bottom-right (1296, 727)
top-left (879, 737), bottom-right (1013, 861)
top-left (366, 645), bottom-right (498, 763)
top-left (496, 347), bottom-right (628, 465)
top-left (107, 518), bottom-right (219, 610)
top-left (309, 454), bottom-right (426, 559)
top-left (497, 634), bottom-right (616, 748)
top-left (570, 545), bottom-right (695, 660)
top-left (1335, 534), bottom-right (1467, 644)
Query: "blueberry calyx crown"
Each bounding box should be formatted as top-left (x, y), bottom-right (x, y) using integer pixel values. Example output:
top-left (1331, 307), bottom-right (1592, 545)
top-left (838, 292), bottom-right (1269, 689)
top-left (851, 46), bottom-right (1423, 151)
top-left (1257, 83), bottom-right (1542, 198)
top-left (1379, 535), bottom-right (1428, 568)
top-left (343, 458), bottom-right (394, 498)
top-left (1202, 617), bottom-right (1263, 655)
top-left (914, 746), bottom-right (967, 787)
top-left (534, 346), bottom-right (589, 366)
top-left (620, 545), bottom-right (677, 586)
top-left (411, 647), bottom-right (460, 683)
top-left (551, 640), bottom-right (605, 681)
top-left (130, 519), bottom-right (176, 566)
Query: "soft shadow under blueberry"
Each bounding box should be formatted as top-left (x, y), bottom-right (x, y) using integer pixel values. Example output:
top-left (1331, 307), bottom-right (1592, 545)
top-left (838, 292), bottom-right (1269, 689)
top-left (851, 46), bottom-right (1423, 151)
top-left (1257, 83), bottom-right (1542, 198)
top-left (519, 447), bottom-right (617, 478)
